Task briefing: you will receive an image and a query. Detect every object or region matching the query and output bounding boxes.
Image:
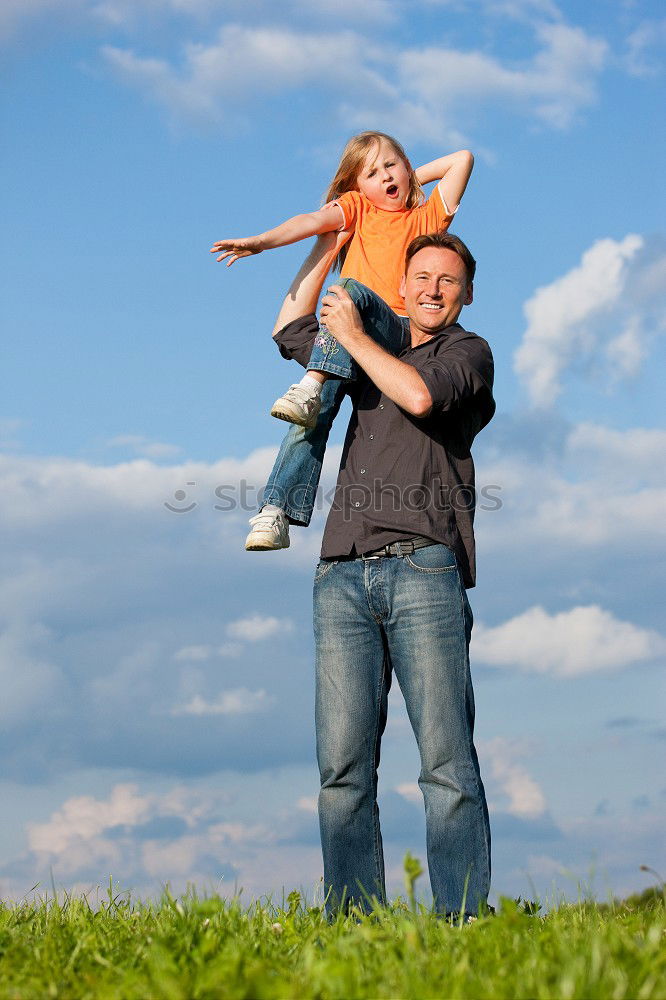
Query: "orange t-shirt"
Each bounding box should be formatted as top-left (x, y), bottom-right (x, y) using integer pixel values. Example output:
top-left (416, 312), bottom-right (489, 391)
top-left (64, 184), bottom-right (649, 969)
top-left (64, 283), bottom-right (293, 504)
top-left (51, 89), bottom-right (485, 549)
top-left (334, 186), bottom-right (455, 316)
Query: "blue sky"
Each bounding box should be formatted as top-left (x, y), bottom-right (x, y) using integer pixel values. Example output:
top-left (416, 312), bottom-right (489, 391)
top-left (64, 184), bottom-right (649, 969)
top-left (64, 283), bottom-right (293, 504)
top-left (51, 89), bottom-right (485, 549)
top-left (1, 0), bottom-right (664, 906)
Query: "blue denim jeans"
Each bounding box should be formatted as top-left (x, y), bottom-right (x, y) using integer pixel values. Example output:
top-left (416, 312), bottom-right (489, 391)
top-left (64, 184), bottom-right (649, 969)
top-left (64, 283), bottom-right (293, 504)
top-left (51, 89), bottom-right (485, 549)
top-left (313, 544), bottom-right (491, 917)
top-left (262, 280), bottom-right (408, 523)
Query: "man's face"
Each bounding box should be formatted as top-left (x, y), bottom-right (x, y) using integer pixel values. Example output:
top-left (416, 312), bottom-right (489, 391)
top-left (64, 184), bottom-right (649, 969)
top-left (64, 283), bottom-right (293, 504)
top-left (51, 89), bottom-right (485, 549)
top-left (399, 246), bottom-right (473, 336)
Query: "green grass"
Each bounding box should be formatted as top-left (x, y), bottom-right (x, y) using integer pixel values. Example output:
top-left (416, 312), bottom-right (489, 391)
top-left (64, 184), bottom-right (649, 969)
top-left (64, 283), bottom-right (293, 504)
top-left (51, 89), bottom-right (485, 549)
top-left (0, 871), bottom-right (663, 999)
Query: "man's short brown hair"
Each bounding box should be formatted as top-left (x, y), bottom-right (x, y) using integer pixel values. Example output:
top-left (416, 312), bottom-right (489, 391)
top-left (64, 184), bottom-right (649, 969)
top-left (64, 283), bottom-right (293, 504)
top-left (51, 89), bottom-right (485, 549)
top-left (405, 232), bottom-right (476, 285)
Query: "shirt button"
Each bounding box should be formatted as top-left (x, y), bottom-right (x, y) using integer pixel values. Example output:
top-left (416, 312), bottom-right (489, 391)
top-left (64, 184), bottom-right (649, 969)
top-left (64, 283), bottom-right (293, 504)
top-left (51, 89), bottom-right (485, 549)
top-left (369, 434), bottom-right (374, 440)
top-left (360, 469), bottom-right (366, 474)
top-left (355, 502), bottom-right (360, 507)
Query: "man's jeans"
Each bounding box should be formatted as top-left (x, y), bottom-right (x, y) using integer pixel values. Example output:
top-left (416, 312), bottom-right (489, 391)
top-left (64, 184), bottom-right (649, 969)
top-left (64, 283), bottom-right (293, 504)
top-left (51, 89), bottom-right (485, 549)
top-left (313, 543), bottom-right (491, 917)
top-left (262, 280), bottom-right (408, 523)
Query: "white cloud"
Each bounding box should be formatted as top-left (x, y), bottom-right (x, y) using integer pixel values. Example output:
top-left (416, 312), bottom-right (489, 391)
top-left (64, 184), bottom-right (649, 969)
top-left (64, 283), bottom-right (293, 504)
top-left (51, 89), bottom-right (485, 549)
top-left (106, 434), bottom-right (182, 459)
top-left (0, 434), bottom-right (661, 789)
top-left (93, 0), bottom-right (398, 29)
top-left (174, 644), bottom-right (213, 661)
top-left (481, 0), bottom-right (561, 19)
top-left (605, 315), bottom-right (647, 378)
top-left (0, 0), bottom-right (255, 38)
top-left (102, 26), bottom-right (391, 124)
top-left (0, 443), bottom-right (338, 779)
top-left (0, 445), bottom-right (278, 527)
top-left (217, 642), bottom-right (244, 658)
top-left (0, 0), bottom-right (401, 42)
top-left (482, 739), bottom-right (546, 818)
top-left (624, 18), bottom-right (666, 78)
top-left (92, 0), bottom-right (226, 23)
top-left (514, 234), bottom-right (666, 408)
top-left (398, 22), bottom-right (606, 131)
top-left (0, 622), bottom-right (62, 726)
top-left (0, 0), bottom-right (85, 40)
top-left (20, 781), bottom-right (273, 890)
top-left (472, 604), bottom-right (666, 676)
top-left (0, 0), bottom-right (612, 143)
top-left (226, 614), bottom-right (293, 642)
top-left (395, 782), bottom-right (421, 804)
top-left (565, 423), bottom-right (666, 484)
top-left (172, 687), bottom-right (273, 715)
top-left (28, 783), bottom-right (151, 854)
top-left (476, 418), bottom-right (666, 554)
top-left (100, 16), bottom-right (607, 138)
top-left (173, 642), bottom-right (243, 660)
top-left (0, 418), bottom-right (24, 450)
top-left (290, 0), bottom-right (399, 22)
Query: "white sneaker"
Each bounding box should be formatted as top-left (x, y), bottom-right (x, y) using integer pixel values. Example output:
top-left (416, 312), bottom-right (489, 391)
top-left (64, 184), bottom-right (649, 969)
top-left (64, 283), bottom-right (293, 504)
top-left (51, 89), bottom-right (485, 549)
top-left (270, 383), bottom-right (321, 428)
top-left (245, 507), bottom-right (290, 551)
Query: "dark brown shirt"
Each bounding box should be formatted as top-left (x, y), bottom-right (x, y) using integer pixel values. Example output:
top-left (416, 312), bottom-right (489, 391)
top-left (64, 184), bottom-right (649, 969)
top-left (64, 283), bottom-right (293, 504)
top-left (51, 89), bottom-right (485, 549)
top-left (274, 314), bottom-right (495, 588)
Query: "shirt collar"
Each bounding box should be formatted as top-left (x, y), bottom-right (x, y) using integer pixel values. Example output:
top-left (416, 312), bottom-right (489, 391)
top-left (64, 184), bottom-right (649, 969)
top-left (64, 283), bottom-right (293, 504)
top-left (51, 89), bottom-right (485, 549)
top-left (404, 322), bottom-right (465, 353)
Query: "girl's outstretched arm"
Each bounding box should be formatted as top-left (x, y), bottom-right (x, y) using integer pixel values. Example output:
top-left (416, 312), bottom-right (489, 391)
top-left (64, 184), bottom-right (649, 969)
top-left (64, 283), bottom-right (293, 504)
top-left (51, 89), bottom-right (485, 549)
top-left (414, 149), bottom-right (474, 215)
top-left (211, 202), bottom-right (345, 266)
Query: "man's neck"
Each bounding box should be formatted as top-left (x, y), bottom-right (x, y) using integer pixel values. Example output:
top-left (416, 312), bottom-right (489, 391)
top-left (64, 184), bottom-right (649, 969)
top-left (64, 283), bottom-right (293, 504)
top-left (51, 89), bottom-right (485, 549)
top-left (409, 320), bottom-right (460, 350)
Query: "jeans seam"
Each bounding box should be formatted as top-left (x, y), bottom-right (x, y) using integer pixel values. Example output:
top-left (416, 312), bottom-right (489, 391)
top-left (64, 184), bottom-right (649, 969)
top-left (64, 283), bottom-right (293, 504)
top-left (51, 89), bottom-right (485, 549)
top-left (370, 633), bottom-right (388, 903)
top-left (307, 361), bottom-right (351, 377)
top-left (456, 566), bottom-right (491, 897)
top-left (404, 561), bottom-right (457, 574)
top-left (263, 430), bottom-right (319, 527)
top-left (262, 428), bottom-right (294, 514)
top-left (362, 562), bottom-right (385, 625)
top-left (281, 478), bottom-right (315, 523)
top-left (314, 559), bottom-right (337, 583)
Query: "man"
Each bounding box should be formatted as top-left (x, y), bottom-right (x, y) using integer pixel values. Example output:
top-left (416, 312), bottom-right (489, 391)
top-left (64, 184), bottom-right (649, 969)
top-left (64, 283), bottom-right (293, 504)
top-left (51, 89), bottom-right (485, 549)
top-left (272, 230), bottom-right (495, 918)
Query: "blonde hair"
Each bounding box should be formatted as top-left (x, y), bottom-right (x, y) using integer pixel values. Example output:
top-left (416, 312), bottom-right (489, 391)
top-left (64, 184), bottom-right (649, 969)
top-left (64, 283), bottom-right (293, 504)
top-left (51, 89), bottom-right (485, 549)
top-left (324, 131), bottom-right (424, 272)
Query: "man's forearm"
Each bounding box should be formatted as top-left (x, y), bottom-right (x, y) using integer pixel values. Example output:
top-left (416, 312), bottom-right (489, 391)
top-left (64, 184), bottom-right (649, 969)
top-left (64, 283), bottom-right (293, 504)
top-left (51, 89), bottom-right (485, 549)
top-left (319, 283), bottom-right (433, 417)
top-left (337, 327), bottom-right (432, 418)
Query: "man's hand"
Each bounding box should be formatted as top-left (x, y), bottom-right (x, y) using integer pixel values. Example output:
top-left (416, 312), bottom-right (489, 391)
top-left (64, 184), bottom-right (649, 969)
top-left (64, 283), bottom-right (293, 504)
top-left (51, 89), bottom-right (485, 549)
top-left (320, 284), bottom-right (433, 418)
top-left (319, 284), bottom-right (365, 345)
top-left (210, 236), bottom-right (264, 266)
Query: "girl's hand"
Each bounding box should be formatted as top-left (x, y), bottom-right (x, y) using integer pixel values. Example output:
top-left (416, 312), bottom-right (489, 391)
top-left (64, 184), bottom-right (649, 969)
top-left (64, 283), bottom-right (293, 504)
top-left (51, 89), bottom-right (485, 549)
top-left (210, 237), bottom-right (264, 266)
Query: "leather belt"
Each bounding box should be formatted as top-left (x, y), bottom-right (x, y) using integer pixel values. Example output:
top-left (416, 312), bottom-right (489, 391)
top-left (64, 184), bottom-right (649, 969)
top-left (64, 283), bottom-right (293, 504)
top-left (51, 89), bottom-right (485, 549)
top-left (360, 535), bottom-right (437, 560)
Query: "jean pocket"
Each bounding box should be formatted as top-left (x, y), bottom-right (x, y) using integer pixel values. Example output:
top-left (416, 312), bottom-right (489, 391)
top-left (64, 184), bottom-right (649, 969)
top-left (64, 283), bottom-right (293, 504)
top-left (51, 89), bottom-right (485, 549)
top-left (314, 558), bottom-right (338, 583)
top-left (404, 543), bottom-right (457, 574)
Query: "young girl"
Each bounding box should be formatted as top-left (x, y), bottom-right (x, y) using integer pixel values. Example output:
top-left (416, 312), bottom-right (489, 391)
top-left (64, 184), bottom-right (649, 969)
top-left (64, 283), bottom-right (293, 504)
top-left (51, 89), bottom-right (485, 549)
top-left (211, 132), bottom-right (473, 550)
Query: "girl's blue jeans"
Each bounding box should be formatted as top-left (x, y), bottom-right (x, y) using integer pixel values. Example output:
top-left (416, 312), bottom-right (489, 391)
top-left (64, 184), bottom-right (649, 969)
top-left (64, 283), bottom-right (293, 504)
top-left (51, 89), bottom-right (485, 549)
top-left (262, 279), bottom-right (409, 523)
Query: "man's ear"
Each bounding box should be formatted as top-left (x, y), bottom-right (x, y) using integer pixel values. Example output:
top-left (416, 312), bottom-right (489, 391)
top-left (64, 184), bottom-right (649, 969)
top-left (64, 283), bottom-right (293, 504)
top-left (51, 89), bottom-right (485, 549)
top-left (465, 282), bottom-right (473, 306)
top-left (399, 274), bottom-right (407, 298)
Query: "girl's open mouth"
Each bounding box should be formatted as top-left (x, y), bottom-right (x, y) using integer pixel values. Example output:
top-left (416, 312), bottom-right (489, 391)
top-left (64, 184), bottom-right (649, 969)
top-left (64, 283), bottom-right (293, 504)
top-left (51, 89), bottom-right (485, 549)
top-left (386, 184), bottom-right (398, 197)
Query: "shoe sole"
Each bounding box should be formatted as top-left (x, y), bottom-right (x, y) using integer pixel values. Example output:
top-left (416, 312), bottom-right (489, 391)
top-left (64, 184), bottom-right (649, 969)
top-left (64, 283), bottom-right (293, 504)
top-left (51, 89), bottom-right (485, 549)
top-left (245, 534), bottom-right (290, 551)
top-left (270, 401), bottom-right (318, 429)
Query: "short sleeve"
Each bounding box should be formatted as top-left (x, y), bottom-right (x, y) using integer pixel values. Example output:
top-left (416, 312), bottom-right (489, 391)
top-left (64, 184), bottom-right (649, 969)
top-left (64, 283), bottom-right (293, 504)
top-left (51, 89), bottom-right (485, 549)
top-left (273, 313), bottom-right (320, 368)
top-left (424, 185), bottom-right (455, 232)
top-left (411, 334), bottom-right (495, 429)
top-left (333, 190), bottom-right (361, 232)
